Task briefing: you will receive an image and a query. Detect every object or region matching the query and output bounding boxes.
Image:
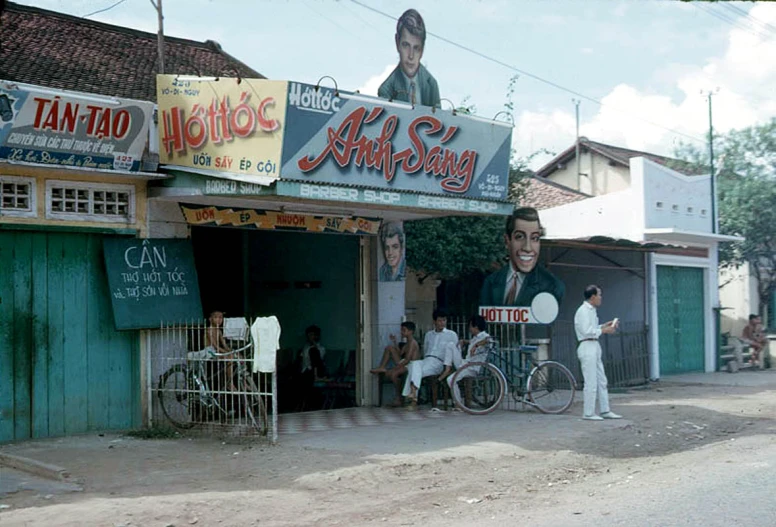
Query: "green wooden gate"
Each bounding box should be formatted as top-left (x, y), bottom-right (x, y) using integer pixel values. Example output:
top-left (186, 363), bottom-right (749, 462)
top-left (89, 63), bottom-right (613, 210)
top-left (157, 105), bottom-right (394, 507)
top-left (657, 265), bottom-right (705, 375)
top-left (0, 230), bottom-right (140, 442)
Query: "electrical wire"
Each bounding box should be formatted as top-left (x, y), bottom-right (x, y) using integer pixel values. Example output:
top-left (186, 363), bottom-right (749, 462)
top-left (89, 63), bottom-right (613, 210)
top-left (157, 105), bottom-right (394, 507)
top-left (721, 3), bottom-right (776, 38)
top-left (695, 3), bottom-right (775, 40)
top-left (349, 0), bottom-right (707, 144)
top-left (82, 0), bottom-right (130, 19)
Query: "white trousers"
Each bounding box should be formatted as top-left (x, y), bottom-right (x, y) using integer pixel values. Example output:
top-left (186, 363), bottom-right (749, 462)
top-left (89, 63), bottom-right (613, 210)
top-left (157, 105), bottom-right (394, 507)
top-left (577, 341), bottom-right (610, 416)
top-left (402, 356), bottom-right (444, 397)
top-left (446, 357), bottom-right (484, 402)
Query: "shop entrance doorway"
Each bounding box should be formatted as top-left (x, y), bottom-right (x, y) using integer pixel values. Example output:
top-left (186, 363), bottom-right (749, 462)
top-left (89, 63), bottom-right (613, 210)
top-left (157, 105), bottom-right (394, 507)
top-left (192, 227), bottom-right (360, 413)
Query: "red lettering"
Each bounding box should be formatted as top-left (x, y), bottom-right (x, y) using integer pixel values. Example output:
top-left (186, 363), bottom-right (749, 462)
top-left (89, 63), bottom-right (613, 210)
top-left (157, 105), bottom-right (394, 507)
top-left (297, 106), bottom-right (478, 194)
top-left (32, 97), bottom-right (50, 129)
top-left (41, 98), bottom-right (60, 131)
top-left (112, 109), bottom-right (131, 139)
top-left (257, 97), bottom-right (279, 132)
top-left (61, 102), bottom-right (79, 134)
top-left (161, 107), bottom-right (185, 155)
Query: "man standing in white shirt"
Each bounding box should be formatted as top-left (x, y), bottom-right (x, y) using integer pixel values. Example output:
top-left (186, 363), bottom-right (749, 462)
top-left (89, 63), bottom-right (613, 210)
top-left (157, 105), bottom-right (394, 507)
top-left (403, 309), bottom-right (458, 408)
top-left (574, 285), bottom-right (622, 421)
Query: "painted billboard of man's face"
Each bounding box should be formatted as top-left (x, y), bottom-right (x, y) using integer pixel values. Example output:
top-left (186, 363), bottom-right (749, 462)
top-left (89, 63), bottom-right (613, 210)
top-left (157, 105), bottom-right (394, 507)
top-left (396, 28), bottom-right (423, 78)
top-left (383, 234), bottom-right (403, 272)
top-left (505, 218), bottom-right (541, 274)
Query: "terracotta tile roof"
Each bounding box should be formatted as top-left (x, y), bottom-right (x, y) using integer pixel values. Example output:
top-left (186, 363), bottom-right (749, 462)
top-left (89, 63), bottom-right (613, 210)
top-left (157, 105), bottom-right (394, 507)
top-left (534, 137), bottom-right (705, 178)
top-left (514, 175), bottom-right (590, 210)
top-left (0, 2), bottom-right (263, 102)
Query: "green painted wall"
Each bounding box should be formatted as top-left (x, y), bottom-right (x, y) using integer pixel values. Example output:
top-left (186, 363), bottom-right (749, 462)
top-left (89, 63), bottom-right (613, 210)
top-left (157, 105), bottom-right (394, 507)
top-left (0, 231), bottom-right (140, 442)
top-left (245, 230), bottom-right (359, 353)
top-left (657, 265), bottom-right (705, 375)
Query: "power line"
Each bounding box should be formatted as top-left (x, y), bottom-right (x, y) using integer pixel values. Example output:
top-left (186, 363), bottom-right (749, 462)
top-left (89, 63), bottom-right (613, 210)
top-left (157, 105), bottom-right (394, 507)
top-left (83, 0), bottom-right (130, 18)
top-left (348, 0), bottom-right (706, 144)
top-left (694, 3), bottom-right (776, 40)
top-left (721, 3), bottom-right (776, 37)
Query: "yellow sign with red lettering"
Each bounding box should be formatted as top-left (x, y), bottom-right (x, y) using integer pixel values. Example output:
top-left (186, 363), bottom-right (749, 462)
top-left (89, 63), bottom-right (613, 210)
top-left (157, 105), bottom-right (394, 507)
top-left (180, 204), bottom-right (381, 235)
top-left (156, 75), bottom-right (287, 181)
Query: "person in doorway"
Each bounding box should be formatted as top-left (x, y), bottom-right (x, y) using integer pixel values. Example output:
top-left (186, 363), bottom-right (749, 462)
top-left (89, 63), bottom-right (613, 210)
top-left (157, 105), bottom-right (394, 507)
top-left (742, 314), bottom-right (768, 368)
top-left (377, 8), bottom-right (441, 108)
top-left (297, 325), bottom-right (328, 410)
top-left (479, 207), bottom-right (565, 309)
top-left (402, 309), bottom-right (458, 408)
top-left (574, 285), bottom-right (622, 421)
top-left (205, 310), bottom-right (237, 391)
top-left (443, 315), bottom-right (492, 403)
top-left (370, 321), bottom-right (419, 407)
top-left (378, 222), bottom-right (406, 282)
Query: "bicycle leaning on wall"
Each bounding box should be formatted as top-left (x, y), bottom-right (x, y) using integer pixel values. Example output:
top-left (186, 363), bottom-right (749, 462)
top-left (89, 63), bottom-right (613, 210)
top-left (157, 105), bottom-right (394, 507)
top-left (449, 341), bottom-right (576, 415)
top-left (158, 323), bottom-right (268, 435)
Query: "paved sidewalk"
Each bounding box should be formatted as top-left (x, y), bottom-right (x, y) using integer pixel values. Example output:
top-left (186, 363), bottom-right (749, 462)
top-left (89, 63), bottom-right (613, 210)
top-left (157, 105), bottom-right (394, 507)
top-left (659, 368), bottom-right (776, 387)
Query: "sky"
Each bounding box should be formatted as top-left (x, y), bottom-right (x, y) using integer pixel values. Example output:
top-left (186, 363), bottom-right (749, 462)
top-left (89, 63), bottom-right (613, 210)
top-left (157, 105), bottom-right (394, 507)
top-left (15, 0), bottom-right (776, 169)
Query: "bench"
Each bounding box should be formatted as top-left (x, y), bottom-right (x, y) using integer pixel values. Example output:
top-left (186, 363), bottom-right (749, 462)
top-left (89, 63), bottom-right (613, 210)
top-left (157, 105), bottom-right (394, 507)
top-left (719, 338), bottom-right (753, 373)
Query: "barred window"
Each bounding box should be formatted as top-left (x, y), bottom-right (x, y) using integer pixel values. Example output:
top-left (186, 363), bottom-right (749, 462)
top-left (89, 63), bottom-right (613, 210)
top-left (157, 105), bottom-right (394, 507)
top-left (0, 176), bottom-right (36, 217)
top-left (46, 181), bottom-right (134, 223)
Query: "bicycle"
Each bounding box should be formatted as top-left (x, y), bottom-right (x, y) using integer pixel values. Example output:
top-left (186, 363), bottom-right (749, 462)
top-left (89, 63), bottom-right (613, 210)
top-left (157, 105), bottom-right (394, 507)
top-left (449, 342), bottom-right (576, 415)
top-left (158, 337), bottom-right (268, 435)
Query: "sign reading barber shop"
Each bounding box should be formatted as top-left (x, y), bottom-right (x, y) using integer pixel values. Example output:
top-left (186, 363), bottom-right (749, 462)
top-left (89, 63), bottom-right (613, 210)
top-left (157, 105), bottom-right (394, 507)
top-left (280, 82), bottom-right (512, 201)
top-left (0, 81), bottom-right (152, 172)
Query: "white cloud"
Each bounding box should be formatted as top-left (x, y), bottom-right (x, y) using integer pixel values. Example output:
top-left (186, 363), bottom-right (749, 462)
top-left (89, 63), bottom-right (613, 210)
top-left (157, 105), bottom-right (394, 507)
top-left (357, 64), bottom-right (395, 96)
top-left (519, 4), bottom-right (776, 169)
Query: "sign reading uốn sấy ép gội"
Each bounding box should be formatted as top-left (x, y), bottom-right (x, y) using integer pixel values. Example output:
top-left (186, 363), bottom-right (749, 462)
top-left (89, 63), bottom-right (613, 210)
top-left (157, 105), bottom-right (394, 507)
top-left (0, 81), bottom-right (152, 172)
top-left (179, 203), bottom-right (382, 236)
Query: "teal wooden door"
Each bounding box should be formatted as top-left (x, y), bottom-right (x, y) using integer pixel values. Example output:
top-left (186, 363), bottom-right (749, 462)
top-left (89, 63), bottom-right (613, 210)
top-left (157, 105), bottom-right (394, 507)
top-left (657, 266), bottom-right (705, 375)
top-left (0, 231), bottom-right (140, 442)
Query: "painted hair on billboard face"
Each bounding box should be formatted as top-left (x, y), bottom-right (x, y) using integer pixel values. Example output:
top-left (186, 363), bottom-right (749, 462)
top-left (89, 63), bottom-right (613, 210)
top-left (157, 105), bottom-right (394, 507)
top-left (505, 207), bottom-right (545, 237)
top-left (380, 221), bottom-right (405, 248)
top-left (396, 9), bottom-right (427, 47)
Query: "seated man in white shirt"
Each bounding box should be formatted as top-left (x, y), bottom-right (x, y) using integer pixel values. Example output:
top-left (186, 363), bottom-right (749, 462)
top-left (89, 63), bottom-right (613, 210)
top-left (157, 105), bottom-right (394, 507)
top-left (402, 309), bottom-right (458, 408)
top-left (442, 315), bottom-right (491, 402)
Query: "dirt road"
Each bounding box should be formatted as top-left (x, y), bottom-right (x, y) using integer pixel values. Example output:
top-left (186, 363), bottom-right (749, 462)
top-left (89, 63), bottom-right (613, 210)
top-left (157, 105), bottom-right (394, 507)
top-left (1, 371), bottom-right (775, 526)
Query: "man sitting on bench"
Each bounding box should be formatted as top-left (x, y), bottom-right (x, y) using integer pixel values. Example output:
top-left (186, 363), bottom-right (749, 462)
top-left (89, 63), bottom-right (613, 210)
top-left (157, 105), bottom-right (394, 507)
top-left (743, 314), bottom-right (768, 368)
top-left (402, 309), bottom-right (458, 409)
top-left (370, 321), bottom-right (419, 407)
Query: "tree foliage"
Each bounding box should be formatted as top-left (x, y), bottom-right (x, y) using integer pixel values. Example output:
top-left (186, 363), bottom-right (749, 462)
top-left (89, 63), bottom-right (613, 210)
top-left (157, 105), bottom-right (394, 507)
top-left (405, 75), bottom-right (550, 285)
top-left (674, 118), bottom-right (776, 313)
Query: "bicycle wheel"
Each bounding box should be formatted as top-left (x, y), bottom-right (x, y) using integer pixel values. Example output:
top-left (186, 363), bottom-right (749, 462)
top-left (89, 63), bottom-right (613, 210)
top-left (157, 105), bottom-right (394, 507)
top-left (526, 361), bottom-right (576, 414)
top-left (450, 362), bottom-right (506, 415)
top-left (242, 375), bottom-right (269, 436)
top-left (158, 364), bottom-right (197, 429)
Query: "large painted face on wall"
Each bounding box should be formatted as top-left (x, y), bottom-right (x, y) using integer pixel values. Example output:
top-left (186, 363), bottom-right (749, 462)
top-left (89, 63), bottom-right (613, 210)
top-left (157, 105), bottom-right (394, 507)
top-left (396, 28), bottom-right (423, 78)
top-left (504, 218), bottom-right (541, 274)
top-left (383, 234), bottom-right (403, 272)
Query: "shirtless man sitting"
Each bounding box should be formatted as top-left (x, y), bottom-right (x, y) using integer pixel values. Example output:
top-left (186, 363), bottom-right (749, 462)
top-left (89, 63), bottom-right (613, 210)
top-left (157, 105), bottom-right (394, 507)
top-left (371, 321), bottom-right (419, 407)
top-left (742, 314), bottom-right (768, 368)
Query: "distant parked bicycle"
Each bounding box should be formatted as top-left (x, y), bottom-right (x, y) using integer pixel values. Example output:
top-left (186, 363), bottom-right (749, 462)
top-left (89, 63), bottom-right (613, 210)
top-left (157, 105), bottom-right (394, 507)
top-left (158, 331), bottom-right (268, 435)
top-left (449, 342), bottom-right (576, 415)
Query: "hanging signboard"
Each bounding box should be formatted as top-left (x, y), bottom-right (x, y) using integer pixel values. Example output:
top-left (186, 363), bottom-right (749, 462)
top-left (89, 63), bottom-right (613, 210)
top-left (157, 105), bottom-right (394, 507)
top-left (156, 75), bottom-right (288, 183)
top-left (179, 203), bottom-right (381, 235)
top-left (0, 80), bottom-right (153, 172)
top-left (103, 238), bottom-right (203, 330)
top-left (279, 82), bottom-right (512, 201)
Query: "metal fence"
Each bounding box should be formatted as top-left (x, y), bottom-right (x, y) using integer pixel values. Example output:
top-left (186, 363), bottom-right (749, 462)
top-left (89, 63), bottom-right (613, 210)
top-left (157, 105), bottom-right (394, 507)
top-left (550, 320), bottom-right (650, 388)
top-left (151, 318), bottom-right (277, 443)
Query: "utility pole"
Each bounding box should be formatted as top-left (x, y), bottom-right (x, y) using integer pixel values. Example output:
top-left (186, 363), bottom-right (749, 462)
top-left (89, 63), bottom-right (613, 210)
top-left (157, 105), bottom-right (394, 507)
top-left (150, 0), bottom-right (165, 74)
top-left (703, 89), bottom-right (719, 234)
top-left (572, 98), bottom-right (581, 190)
